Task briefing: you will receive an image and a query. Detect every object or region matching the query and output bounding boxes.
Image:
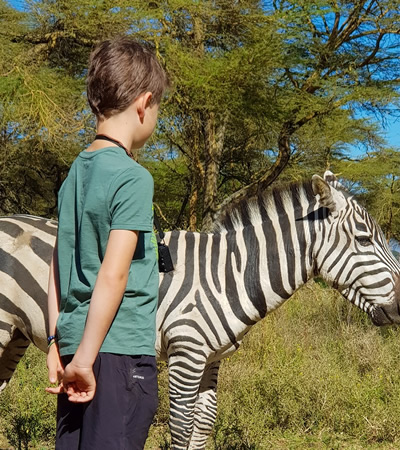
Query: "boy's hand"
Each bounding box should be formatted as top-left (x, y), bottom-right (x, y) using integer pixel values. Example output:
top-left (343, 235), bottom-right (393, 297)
top-left (46, 343), bottom-right (64, 386)
top-left (62, 361), bottom-right (96, 403)
top-left (46, 353), bottom-right (96, 403)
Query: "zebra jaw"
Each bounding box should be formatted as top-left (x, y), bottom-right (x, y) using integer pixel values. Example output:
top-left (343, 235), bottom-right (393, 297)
top-left (370, 303), bottom-right (398, 326)
top-left (337, 280), bottom-right (400, 326)
top-left (370, 276), bottom-right (400, 326)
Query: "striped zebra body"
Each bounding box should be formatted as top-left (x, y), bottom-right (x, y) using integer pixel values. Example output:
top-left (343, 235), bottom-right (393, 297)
top-left (0, 216), bottom-right (56, 388)
top-left (0, 172), bottom-right (399, 449)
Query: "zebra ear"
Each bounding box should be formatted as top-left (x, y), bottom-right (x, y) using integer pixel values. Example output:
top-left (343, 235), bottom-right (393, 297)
top-left (323, 170), bottom-right (347, 191)
top-left (312, 175), bottom-right (346, 212)
top-left (323, 170), bottom-right (337, 184)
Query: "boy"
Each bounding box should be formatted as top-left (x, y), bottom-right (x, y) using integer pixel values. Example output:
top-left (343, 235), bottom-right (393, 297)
top-left (46, 37), bottom-right (168, 449)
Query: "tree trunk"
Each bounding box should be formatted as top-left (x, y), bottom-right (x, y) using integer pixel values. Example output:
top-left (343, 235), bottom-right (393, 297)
top-left (201, 113), bottom-right (226, 232)
top-left (213, 120), bottom-right (293, 223)
top-left (189, 185), bottom-right (198, 231)
top-left (188, 126), bottom-right (204, 231)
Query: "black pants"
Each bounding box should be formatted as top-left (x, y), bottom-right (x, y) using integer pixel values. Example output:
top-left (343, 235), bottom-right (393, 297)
top-left (56, 353), bottom-right (158, 450)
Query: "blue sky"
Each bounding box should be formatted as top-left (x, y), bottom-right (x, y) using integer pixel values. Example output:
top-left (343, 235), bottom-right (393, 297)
top-left (8, 0), bottom-right (23, 10)
top-left (382, 116), bottom-right (400, 151)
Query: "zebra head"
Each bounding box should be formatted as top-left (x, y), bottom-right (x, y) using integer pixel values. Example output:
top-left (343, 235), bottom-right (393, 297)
top-left (311, 171), bottom-right (400, 326)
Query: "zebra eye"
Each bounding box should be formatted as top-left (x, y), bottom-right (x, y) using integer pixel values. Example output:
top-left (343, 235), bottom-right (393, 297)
top-left (355, 236), bottom-right (372, 247)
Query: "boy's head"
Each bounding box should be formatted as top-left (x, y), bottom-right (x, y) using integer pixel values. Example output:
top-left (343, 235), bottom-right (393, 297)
top-left (87, 37), bottom-right (168, 121)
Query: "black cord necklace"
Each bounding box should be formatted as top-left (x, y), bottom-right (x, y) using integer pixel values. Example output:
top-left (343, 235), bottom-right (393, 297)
top-left (94, 134), bottom-right (132, 157)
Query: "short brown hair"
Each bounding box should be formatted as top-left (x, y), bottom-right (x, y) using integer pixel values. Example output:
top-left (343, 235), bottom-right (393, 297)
top-left (87, 37), bottom-right (168, 120)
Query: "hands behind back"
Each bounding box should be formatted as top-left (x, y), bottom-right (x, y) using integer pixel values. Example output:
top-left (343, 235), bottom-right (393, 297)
top-left (46, 346), bottom-right (96, 403)
top-left (45, 230), bottom-right (138, 403)
top-left (62, 361), bottom-right (96, 403)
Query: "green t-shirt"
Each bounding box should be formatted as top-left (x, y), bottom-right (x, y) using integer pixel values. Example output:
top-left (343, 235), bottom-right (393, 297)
top-left (56, 147), bottom-right (159, 357)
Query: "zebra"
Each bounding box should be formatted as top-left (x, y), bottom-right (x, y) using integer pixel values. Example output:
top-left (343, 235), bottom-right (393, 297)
top-left (0, 171), bottom-right (399, 449)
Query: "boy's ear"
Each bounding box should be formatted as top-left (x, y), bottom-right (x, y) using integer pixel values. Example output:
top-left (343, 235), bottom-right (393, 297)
top-left (145, 92), bottom-right (153, 108)
top-left (137, 92), bottom-right (153, 122)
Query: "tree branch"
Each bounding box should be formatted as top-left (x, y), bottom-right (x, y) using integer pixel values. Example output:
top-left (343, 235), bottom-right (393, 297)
top-left (357, 32), bottom-right (384, 68)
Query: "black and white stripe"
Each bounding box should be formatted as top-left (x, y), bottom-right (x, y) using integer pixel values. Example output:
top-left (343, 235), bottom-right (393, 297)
top-left (0, 172), bottom-right (399, 449)
top-left (0, 215), bottom-right (56, 388)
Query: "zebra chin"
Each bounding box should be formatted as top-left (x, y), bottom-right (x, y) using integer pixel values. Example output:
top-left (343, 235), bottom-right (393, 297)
top-left (371, 275), bottom-right (400, 326)
top-left (370, 302), bottom-right (400, 326)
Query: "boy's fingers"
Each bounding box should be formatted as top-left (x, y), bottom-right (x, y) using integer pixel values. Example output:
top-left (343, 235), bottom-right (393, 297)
top-left (64, 380), bottom-right (96, 403)
top-left (48, 363), bottom-right (63, 384)
top-left (45, 384), bottom-right (65, 395)
top-left (68, 391), bottom-right (95, 403)
top-left (47, 347), bottom-right (64, 384)
top-left (48, 371), bottom-right (55, 384)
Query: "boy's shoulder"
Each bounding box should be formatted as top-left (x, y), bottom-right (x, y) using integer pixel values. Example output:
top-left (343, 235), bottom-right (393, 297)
top-left (77, 147), bottom-right (150, 175)
top-left (85, 149), bottom-right (153, 189)
top-left (63, 148), bottom-right (153, 195)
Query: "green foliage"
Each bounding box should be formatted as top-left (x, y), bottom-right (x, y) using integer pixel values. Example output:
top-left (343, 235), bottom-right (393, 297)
top-left (144, 156), bottom-right (191, 229)
top-left (0, 0), bottom-right (92, 216)
top-left (145, 0), bottom-right (280, 229)
top-left (1, 0), bottom-right (400, 232)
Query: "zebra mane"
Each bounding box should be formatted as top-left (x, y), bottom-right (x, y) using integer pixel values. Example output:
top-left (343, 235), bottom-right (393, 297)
top-left (214, 180), bottom-right (316, 232)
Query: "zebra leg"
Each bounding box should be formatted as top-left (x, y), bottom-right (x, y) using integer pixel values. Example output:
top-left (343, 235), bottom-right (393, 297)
top-left (188, 361), bottom-right (220, 450)
top-left (0, 322), bottom-right (30, 391)
top-left (168, 353), bottom-right (206, 449)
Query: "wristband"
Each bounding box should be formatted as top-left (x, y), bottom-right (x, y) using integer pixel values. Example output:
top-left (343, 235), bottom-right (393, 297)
top-left (48, 340), bottom-right (56, 349)
top-left (47, 335), bottom-right (57, 344)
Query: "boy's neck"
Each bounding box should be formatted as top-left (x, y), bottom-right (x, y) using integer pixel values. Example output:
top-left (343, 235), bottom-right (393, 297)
top-left (95, 107), bottom-right (138, 152)
top-left (94, 134), bottom-right (131, 154)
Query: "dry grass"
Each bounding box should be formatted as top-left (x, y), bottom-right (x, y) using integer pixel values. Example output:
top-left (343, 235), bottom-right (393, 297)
top-left (2, 281), bottom-right (400, 449)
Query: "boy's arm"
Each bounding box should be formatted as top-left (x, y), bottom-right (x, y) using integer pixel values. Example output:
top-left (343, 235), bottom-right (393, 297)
top-left (48, 240), bottom-right (60, 339)
top-left (47, 229), bottom-right (139, 402)
top-left (46, 241), bottom-right (63, 385)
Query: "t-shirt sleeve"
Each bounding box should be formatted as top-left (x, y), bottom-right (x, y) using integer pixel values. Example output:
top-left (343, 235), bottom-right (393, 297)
top-left (108, 167), bottom-right (154, 231)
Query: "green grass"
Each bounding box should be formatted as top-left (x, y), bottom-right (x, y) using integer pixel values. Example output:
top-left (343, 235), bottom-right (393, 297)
top-left (2, 281), bottom-right (400, 449)
top-left (0, 345), bottom-right (56, 450)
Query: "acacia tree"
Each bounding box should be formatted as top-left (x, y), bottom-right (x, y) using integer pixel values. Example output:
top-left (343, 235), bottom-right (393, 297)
top-left (0, 0), bottom-right (91, 215)
top-left (146, 0), bottom-right (400, 230)
top-left (9, 0), bottom-right (281, 229)
top-left (217, 0), bottom-right (400, 215)
top-left (134, 0), bottom-right (281, 230)
top-left (276, 109), bottom-right (385, 184)
top-left (3, 0), bottom-right (400, 229)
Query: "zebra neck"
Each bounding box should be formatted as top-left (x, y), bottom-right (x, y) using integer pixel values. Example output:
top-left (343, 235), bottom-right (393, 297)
top-left (231, 219), bottom-right (315, 320)
top-left (160, 205), bottom-right (316, 327)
